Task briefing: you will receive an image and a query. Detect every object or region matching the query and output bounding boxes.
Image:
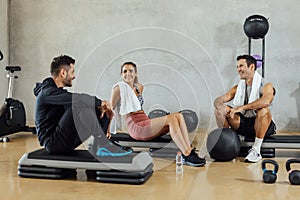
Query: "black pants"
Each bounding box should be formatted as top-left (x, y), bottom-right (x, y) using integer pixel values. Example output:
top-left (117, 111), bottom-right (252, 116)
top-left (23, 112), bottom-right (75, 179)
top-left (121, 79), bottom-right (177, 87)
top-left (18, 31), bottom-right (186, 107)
top-left (45, 106), bottom-right (110, 154)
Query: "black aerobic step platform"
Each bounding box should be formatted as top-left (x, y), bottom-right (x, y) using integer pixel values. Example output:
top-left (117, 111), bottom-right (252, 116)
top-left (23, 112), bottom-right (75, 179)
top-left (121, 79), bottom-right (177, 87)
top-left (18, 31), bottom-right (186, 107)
top-left (86, 163), bottom-right (153, 184)
top-left (18, 148), bottom-right (153, 184)
top-left (110, 133), bottom-right (177, 149)
top-left (149, 147), bottom-right (179, 158)
top-left (239, 147), bottom-right (275, 158)
top-left (241, 135), bottom-right (300, 149)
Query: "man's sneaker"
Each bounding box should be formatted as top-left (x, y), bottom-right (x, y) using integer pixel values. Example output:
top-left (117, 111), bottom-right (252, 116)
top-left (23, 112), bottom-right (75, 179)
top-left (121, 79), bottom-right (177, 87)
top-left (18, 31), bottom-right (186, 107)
top-left (182, 148), bottom-right (206, 167)
top-left (244, 148), bottom-right (262, 163)
top-left (96, 142), bottom-right (132, 157)
top-left (87, 136), bottom-right (95, 151)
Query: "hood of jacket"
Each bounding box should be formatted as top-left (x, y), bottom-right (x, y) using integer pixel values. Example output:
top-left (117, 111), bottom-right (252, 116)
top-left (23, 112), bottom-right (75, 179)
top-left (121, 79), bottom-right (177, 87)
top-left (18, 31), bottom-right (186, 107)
top-left (33, 77), bottom-right (56, 97)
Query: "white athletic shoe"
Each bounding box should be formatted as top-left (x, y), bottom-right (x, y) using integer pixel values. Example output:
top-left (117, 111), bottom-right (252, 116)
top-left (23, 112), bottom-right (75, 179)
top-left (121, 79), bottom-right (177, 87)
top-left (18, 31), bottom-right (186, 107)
top-left (244, 148), bottom-right (262, 163)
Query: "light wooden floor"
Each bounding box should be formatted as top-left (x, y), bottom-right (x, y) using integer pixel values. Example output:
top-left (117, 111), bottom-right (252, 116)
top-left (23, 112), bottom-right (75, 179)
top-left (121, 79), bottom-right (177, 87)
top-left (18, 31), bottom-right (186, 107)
top-left (1, 131), bottom-right (300, 200)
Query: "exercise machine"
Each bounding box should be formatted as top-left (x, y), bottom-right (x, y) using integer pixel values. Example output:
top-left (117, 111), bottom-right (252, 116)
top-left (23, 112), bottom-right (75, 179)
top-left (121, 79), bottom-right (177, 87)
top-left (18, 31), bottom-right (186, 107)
top-left (0, 65), bottom-right (35, 142)
top-left (18, 148), bottom-right (153, 184)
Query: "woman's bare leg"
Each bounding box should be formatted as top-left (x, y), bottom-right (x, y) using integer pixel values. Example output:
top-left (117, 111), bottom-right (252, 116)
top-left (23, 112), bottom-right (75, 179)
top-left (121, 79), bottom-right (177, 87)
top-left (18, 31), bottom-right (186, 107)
top-left (175, 113), bottom-right (191, 147)
top-left (150, 115), bottom-right (192, 156)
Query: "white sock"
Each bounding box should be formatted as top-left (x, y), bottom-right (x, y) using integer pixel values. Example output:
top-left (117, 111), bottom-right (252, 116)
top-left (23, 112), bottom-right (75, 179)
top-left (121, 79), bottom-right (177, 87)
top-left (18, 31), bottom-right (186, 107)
top-left (252, 137), bottom-right (263, 153)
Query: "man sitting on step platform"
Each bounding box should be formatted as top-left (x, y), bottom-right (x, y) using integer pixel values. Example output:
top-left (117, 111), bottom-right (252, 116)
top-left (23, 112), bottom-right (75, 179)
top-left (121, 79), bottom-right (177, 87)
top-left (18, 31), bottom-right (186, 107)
top-left (214, 55), bottom-right (276, 163)
top-left (33, 55), bottom-right (132, 157)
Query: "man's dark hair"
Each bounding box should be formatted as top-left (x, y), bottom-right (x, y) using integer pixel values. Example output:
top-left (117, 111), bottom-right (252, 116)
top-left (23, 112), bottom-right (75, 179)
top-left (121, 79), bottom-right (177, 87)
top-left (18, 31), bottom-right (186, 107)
top-left (236, 55), bottom-right (257, 70)
top-left (50, 55), bottom-right (75, 77)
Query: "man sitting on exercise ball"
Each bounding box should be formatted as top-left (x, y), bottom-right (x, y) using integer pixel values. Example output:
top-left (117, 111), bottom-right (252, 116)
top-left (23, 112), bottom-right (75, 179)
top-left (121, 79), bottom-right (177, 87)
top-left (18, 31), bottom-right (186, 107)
top-left (33, 55), bottom-right (132, 156)
top-left (214, 55), bottom-right (276, 163)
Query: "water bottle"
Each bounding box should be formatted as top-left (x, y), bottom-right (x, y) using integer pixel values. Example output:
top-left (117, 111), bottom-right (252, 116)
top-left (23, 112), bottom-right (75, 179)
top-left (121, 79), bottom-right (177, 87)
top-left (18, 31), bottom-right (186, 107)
top-left (176, 151), bottom-right (183, 174)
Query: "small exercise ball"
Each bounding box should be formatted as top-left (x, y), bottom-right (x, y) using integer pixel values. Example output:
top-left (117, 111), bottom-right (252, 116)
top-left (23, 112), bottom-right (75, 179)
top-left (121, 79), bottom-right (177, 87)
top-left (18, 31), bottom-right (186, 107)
top-left (179, 109), bottom-right (199, 132)
top-left (148, 109), bottom-right (169, 119)
top-left (206, 128), bottom-right (240, 161)
top-left (244, 15), bottom-right (269, 39)
top-left (252, 54), bottom-right (262, 68)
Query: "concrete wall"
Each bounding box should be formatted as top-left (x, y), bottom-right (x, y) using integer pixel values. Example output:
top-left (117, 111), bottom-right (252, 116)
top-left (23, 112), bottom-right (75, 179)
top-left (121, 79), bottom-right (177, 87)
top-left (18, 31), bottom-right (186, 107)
top-left (0, 0), bottom-right (9, 102)
top-left (7, 0), bottom-right (300, 131)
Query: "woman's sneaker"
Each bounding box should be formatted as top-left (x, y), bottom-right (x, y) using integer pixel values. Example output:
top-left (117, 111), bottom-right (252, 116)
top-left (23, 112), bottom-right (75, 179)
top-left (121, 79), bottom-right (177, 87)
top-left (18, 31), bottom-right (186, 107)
top-left (182, 149), bottom-right (206, 167)
top-left (111, 140), bottom-right (134, 152)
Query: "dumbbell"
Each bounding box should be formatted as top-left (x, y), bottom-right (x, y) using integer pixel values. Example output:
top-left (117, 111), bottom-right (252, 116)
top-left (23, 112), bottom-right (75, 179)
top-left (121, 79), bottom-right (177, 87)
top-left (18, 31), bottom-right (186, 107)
top-left (262, 159), bottom-right (278, 184)
top-left (286, 159), bottom-right (300, 185)
top-left (0, 137), bottom-right (10, 143)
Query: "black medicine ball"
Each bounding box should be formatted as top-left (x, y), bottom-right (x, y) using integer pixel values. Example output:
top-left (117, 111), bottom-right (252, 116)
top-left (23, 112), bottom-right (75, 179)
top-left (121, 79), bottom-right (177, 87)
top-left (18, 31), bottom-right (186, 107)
top-left (244, 14), bottom-right (269, 39)
top-left (207, 128), bottom-right (241, 161)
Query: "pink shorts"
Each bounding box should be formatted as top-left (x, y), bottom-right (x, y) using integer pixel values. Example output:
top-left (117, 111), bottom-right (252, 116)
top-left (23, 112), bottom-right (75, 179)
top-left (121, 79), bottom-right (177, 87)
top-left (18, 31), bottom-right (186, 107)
top-left (125, 112), bottom-right (154, 141)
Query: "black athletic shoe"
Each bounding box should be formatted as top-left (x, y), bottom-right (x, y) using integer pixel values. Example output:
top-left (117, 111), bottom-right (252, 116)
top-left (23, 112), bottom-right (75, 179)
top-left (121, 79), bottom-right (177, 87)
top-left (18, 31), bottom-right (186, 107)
top-left (111, 140), bottom-right (134, 152)
top-left (182, 148), bottom-right (206, 167)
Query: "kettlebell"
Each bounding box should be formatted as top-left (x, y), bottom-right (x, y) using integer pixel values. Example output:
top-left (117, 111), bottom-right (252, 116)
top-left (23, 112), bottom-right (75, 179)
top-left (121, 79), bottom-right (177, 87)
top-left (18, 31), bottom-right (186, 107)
top-left (286, 159), bottom-right (300, 185)
top-left (262, 159), bottom-right (279, 183)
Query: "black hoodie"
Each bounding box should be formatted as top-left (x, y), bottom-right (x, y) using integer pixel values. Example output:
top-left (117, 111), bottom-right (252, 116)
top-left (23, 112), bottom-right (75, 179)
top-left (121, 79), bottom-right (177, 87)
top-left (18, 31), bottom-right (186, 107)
top-left (33, 77), bottom-right (102, 147)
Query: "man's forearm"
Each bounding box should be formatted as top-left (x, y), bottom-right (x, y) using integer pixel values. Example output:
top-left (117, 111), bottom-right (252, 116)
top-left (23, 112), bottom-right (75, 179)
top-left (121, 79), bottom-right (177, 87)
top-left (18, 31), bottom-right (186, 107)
top-left (240, 97), bottom-right (271, 111)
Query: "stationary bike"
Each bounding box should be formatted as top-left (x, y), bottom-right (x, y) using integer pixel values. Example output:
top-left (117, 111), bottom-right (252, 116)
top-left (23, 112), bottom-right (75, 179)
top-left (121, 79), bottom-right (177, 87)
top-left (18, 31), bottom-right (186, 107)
top-left (0, 51), bottom-right (35, 142)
